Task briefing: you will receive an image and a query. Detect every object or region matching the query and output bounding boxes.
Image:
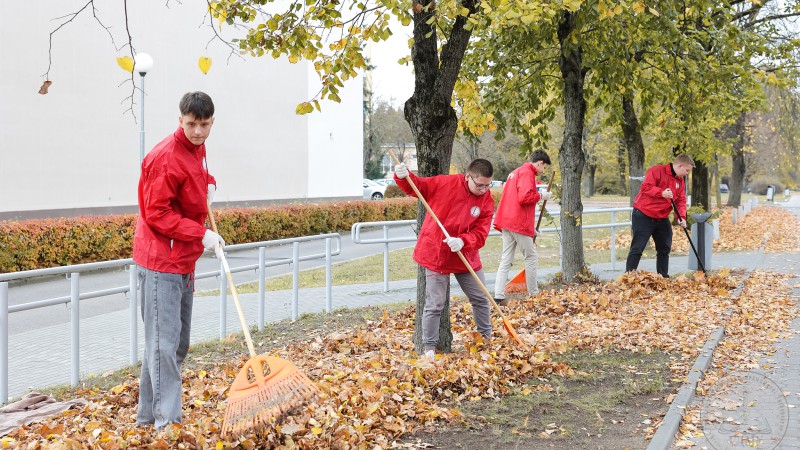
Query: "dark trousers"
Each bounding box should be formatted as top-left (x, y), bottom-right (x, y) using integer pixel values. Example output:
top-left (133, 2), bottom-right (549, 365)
top-left (625, 208), bottom-right (673, 278)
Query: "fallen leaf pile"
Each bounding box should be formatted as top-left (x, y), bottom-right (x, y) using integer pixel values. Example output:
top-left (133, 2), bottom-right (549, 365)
top-left (5, 269), bottom-right (796, 449)
top-left (590, 206), bottom-right (800, 254)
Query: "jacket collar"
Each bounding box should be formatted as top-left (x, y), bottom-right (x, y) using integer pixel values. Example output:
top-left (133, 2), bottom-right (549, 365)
top-left (174, 127), bottom-right (204, 153)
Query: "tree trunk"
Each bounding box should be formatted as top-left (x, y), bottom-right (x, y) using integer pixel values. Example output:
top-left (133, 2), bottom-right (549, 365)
top-left (557, 11), bottom-right (586, 283)
top-left (691, 160), bottom-right (709, 210)
top-left (617, 142), bottom-right (628, 196)
top-left (583, 163), bottom-right (596, 197)
top-left (726, 112), bottom-right (746, 207)
top-left (712, 154), bottom-right (722, 210)
top-left (621, 94), bottom-right (645, 205)
top-left (405, 0), bottom-right (476, 354)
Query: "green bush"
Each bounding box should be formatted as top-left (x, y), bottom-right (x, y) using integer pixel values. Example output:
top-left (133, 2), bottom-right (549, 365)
top-left (384, 184), bottom-right (406, 198)
top-left (0, 199), bottom-right (417, 273)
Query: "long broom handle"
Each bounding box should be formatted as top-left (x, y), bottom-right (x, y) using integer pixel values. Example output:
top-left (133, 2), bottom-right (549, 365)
top-left (208, 203), bottom-right (257, 357)
top-left (670, 199), bottom-right (706, 273)
top-left (387, 150), bottom-right (512, 322)
top-left (533, 176), bottom-right (555, 243)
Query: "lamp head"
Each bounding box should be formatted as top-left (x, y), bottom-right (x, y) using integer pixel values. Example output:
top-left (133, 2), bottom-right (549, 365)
top-left (135, 53), bottom-right (154, 75)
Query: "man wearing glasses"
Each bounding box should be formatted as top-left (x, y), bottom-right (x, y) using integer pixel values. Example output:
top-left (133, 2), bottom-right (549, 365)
top-left (492, 149), bottom-right (552, 304)
top-left (394, 159), bottom-right (495, 359)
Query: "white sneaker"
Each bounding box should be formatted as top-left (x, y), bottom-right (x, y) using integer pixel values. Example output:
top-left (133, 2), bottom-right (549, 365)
top-left (424, 349), bottom-right (435, 360)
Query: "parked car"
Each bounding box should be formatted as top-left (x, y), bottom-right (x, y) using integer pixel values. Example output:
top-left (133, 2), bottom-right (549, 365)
top-left (490, 180), bottom-right (504, 188)
top-left (719, 184), bottom-right (729, 193)
top-left (372, 179), bottom-right (396, 187)
top-left (363, 179), bottom-right (387, 200)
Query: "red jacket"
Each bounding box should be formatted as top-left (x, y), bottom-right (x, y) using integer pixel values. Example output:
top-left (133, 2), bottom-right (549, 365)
top-left (493, 162), bottom-right (541, 237)
top-left (633, 163), bottom-right (687, 220)
top-left (133, 128), bottom-right (216, 274)
top-left (395, 172), bottom-right (494, 274)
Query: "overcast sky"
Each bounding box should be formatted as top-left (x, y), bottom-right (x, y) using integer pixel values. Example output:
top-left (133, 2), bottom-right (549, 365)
top-left (367, 24), bottom-right (415, 107)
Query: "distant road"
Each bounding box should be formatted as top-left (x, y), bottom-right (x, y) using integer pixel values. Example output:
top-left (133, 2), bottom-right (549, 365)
top-left (5, 227), bottom-right (419, 336)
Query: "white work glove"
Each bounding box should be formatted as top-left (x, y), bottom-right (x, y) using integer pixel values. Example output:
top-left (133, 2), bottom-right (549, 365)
top-left (540, 191), bottom-right (552, 201)
top-left (444, 236), bottom-right (464, 252)
top-left (207, 184), bottom-right (216, 205)
top-left (202, 229), bottom-right (225, 257)
top-left (395, 163), bottom-right (409, 179)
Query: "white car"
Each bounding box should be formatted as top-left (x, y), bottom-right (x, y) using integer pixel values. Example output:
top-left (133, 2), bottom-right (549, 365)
top-left (372, 179), bottom-right (396, 187)
top-left (363, 179), bottom-right (387, 200)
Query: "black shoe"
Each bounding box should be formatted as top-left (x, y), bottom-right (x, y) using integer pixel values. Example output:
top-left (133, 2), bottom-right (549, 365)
top-left (496, 298), bottom-right (510, 306)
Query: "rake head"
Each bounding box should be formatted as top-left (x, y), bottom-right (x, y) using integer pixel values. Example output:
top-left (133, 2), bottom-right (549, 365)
top-left (222, 355), bottom-right (319, 436)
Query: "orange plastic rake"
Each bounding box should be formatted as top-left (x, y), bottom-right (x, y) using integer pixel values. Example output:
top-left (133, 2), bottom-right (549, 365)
top-left (207, 204), bottom-right (319, 436)
top-left (388, 151), bottom-right (526, 346)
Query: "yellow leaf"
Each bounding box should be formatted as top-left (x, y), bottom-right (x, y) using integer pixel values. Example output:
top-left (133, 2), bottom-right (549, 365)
top-left (216, 441), bottom-right (224, 450)
top-left (632, 1), bottom-right (645, 14)
top-left (312, 427), bottom-right (323, 435)
top-left (198, 57), bottom-right (212, 75)
top-left (116, 56), bottom-right (134, 73)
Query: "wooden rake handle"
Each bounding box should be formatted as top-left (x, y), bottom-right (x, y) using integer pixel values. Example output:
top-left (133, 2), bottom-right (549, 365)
top-left (533, 175), bottom-right (555, 243)
top-left (387, 150), bottom-right (515, 326)
top-left (208, 203), bottom-right (257, 358)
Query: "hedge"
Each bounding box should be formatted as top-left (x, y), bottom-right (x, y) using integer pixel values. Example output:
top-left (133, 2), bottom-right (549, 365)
top-left (0, 199), bottom-right (418, 274)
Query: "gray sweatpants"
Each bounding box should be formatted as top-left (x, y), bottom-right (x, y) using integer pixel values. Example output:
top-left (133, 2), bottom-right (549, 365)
top-left (136, 267), bottom-right (193, 430)
top-left (423, 268), bottom-right (492, 350)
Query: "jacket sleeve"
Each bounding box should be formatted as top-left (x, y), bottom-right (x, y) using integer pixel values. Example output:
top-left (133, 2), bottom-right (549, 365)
top-left (640, 167), bottom-right (664, 198)
top-left (459, 197), bottom-right (494, 251)
top-left (141, 169), bottom-right (208, 242)
top-left (517, 170), bottom-right (541, 206)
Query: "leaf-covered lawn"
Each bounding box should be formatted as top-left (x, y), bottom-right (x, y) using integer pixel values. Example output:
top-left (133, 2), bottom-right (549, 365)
top-left (5, 266), bottom-right (797, 449)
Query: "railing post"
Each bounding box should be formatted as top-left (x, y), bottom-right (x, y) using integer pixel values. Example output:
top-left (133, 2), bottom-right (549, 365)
top-left (383, 225), bottom-right (389, 292)
top-left (610, 211), bottom-right (617, 270)
top-left (258, 247), bottom-right (266, 331)
top-left (325, 238), bottom-right (332, 313)
top-left (219, 260), bottom-right (227, 340)
top-left (70, 272), bottom-right (80, 387)
top-left (1, 282), bottom-right (8, 404)
top-left (292, 242), bottom-right (300, 321)
top-left (129, 265), bottom-right (138, 365)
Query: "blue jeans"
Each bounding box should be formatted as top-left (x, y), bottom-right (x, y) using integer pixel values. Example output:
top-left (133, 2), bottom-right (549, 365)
top-left (136, 267), bottom-right (193, 429)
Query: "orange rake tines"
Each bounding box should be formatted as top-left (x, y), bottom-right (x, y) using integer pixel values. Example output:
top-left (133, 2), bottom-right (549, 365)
top-left (504, 269), bottom-right (528, 294)
top-left (207, 203), bottom-right (319, 437)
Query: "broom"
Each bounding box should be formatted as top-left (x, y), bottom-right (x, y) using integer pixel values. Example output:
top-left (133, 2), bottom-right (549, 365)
top-left (388, 151), bottom-right (526, 346)
top-left (207, 203), bottom-right (319, 436)
top-left (505, 175), bottom-right (555, 294)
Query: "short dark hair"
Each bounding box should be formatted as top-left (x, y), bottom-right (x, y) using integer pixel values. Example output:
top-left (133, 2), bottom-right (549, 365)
top-left (530, 149), bottom-right (552, 165)
top-left (674, 154), bottom-right (695, 167)
top-left (179, 92), bottom-right (215, 119)
top-left (467, 158), bottom-right (493, 178)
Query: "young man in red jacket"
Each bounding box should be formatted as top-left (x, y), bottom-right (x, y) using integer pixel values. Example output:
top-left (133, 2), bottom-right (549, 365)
top-left (625, 154), bottom-right (694, 278)
top-left (394, 159), bottom-right (495, 359)
top-left (133, 92), bottom-right (225, 430)
top-left (493, 150), bottom-right (552, 304)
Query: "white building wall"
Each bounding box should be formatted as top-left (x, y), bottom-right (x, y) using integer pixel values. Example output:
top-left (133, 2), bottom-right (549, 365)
top-left (307, 65), bottom-right (364, 198)
top-left (0, 0), bottom-right (362, 218)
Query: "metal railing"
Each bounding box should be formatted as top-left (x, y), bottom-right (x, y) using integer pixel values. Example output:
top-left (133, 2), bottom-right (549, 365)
top-left (351, 207), bottom-right (633, 291)
top-left (0, 233), bottom-right (340, 404)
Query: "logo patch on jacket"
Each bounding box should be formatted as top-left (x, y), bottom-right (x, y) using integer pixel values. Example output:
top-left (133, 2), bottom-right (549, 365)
top-left (470, 206), bottom-right (480, 217)
top-left (676, 182), bottom-right (679, 189)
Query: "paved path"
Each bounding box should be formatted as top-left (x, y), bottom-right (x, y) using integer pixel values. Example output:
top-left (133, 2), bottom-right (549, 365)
top-left (674, 196), bottom-right (800, 450)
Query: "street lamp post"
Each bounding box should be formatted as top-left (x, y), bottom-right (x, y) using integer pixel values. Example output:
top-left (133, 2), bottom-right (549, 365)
top-left (134, 53), bottom-right (154, 165)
